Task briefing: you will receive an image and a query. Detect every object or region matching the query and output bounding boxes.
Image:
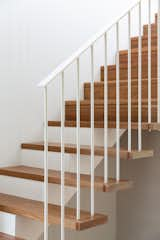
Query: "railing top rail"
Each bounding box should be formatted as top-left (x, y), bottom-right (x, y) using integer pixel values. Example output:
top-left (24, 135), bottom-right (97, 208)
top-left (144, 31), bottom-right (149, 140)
top-left (38, 0), bottom-right (140, 88)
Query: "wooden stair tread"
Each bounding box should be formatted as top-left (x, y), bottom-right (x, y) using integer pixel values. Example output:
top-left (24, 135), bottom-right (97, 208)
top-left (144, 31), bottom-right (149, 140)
top-left (0, 233), bottom-right (24, 240)
top-left (131, 35), bottom-right (157, 48)
top-left (48, 120), bottom-right (160, 131)
top-left (0, 166), bottom-right (133, 192)
top-left (48, 120), bottom-right (106, 128)
top-left (21, 142), bottom-right (153, 160)
top-left (119, 46), bottom-right (157, 55)
top-left (84, 79), bottom-right (157, 100)
top-left (143, 23), bottom-right (157, 33)
top-left (65, 98), bottom-right (157, 106)
top-left (65, 99), bottom-right (157, 122)
top-left (84, 78), bottom-right (157, 101)
top-left (0, 193), bottom-right (107, 230)
top-left (102, 63), bottom-right (157, 71)
top-left (102, 60), bottom-right (157, 70)
top-left (131, 34), bottom-right (157, 41)
top-left (84, 78), bottom-right (157, 86)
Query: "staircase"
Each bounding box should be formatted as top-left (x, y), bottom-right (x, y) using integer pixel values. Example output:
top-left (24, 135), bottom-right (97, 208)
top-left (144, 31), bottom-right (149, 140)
top-left (0, 1), bottom-right (160, 239)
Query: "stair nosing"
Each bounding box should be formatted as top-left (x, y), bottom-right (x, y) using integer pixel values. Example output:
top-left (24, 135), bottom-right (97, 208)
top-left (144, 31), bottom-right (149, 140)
top-left (0, 165), bottom-right (133, 192)
top-left (0, 193), bottom-right (108, 230)
top-left (21, 142), bottom-right (154, 160)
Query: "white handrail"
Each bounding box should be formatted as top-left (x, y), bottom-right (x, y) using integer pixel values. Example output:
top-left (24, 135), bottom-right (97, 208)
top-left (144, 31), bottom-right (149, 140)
top-left (38, 0), bottom-right (140, 88)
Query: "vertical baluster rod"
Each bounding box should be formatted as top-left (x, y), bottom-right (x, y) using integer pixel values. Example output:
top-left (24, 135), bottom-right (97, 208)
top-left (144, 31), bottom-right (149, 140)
top-left (91, 45), bottom-right (95, 216)
top-left (116, 22), bottom-right (120, 182)
top-left (104, 32), bottom-right (108, 183)
top-left (138, 1), bottom-right (142, 151)
top-left (61, 72), bottom-right (65, 240)
top-left (76, 58), bottom-right (80, 220)
top-left (44, 87), bottom-right (48, 240)
top-left (128, 11), bottom-right (131, 152)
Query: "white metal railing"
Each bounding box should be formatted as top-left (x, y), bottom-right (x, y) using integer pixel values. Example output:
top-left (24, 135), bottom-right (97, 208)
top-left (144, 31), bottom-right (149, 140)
top-left (138, 1), bottom-right (142, 151)
top-left (90, 45), bottom-right (95, 216)
top-left (128, 11), bottom-right (131, 152)
top-left (116, 22), bottom-right (120, 182)
top-left (38, 0), bottom-right (160, 239)
top-left (104, 32), bottom-right (108, 183)
top-left (43, 87), bottom-right (48, 240)
top-left (60, 72), bottom-right (65, 240)
top-left (76, 58), bottom-right (80, 220)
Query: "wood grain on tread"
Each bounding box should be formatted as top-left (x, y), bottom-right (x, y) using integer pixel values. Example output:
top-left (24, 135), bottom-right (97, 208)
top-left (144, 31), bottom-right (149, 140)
top-left (84, 79), bottom-right (157, 100)
top-left (143, 23), bottom-right (157, 36)
top-left (119, 45), bottom-right (157, 55)
top-left (0, 166), bottom-right (133, 192)
top-left (129, 12), bottom-right (157, 48)
top-left (101, 48), bottom-right (157, 81)
top-left (119, 47), bottom-right (157, 71)
top-left (48, 120), bottom-right (160, 131)
top-left (21, 142), bottom-right (153, 160)
top-left (0, 233), bottom-right (23, 240)
top-left (131, 35), bottom-right (157, 49)
top-left (0, 193), bottom-right (107, 230)
top-left (48, 120), bottom-right (106, 128)
top-left (65, 99), bottom-right (157, 122)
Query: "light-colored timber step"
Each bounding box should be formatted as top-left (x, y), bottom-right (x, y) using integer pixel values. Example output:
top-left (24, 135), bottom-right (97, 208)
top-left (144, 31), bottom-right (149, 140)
top-left (119, 45), bottom-right (157, 56)
top-left (48, 120), bottom-right (160, 131)
top-left (21, 142), bottom-right (153, 160)
top-left (142, 15), bottom-right (158, 36)
top-left (0, 166), bottom-right (133, 192)
top-left (131, 34), bottom-right (157, 49)
top-left (101, 49), bottom-right (157, 81)
top-left (143, 23), bottom-right (157, 36)
top-left (0, 193), bottom-right (107, 230)
top-left (84, 78), bottom-right (157, 100)
top-left (65, 99), bottom-right (157, 122)
top-left (0, 233), bottom-right (23, 240)
top-left (101, 64), bottom-right (157, 81)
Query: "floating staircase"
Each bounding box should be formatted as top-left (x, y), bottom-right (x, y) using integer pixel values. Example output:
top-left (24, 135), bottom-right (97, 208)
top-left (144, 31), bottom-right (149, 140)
top-left (0, 2), bottom-right (160, 240)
